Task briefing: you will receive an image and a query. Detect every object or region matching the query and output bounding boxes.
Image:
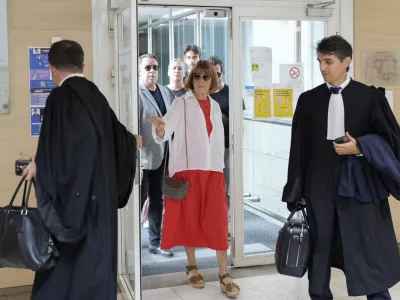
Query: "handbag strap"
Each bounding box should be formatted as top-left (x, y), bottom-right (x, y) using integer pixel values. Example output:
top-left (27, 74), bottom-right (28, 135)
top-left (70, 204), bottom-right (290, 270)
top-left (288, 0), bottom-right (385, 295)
top-left (163, 97), bottom-right (188, 176)
top-left (287, 204), bottom-right (308, 226)
top-left (8, 176), bottom-right (34, 212)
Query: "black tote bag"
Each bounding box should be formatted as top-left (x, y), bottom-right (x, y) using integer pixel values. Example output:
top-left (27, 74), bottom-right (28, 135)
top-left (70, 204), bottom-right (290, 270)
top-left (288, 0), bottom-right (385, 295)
top-left (275, 205), bottom-right (311, 278)
top-left (0, 176), bottom-right (59, 271)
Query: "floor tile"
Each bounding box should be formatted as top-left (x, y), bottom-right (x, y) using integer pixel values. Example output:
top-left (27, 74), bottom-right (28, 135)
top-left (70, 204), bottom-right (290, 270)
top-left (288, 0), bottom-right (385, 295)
top-left (142, 287), bottom-right (182, 300)
top-left (390, 289), bottom-right (400, 300)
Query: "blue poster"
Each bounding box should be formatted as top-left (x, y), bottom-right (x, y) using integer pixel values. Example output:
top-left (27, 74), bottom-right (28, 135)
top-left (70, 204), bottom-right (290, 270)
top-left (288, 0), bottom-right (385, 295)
top-left (29, 47), bottom-right (54, 137)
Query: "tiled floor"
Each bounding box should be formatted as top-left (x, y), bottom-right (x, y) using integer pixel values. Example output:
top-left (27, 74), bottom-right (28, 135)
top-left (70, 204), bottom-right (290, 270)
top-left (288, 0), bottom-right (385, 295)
top-left (142, 269), bottom-right (400, 300)
top-left (3, 269), bottom-right (400, 299)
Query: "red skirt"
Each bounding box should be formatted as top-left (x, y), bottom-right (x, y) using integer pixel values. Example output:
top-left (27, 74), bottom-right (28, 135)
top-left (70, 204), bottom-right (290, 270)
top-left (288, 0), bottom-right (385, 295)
top-left (161, 170), bottom-right (229, 250)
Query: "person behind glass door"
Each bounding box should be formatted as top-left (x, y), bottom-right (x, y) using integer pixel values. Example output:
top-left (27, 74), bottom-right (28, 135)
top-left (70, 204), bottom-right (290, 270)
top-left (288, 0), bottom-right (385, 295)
top-left (138, 53), bottom-right (174, 257)
top-left (184, 45), bottom-right (202, 74)
top-left (165, 58), bottom-right (186, 101)
top-left (149, 61), bottom-right (240, 298)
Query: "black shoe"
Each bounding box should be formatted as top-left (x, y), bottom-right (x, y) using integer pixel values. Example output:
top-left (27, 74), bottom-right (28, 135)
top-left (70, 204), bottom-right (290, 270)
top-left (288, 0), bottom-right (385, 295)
top-left (161, 249), bottom-right (174, 257)
top-left (148, 245), bottom-right (161, 254)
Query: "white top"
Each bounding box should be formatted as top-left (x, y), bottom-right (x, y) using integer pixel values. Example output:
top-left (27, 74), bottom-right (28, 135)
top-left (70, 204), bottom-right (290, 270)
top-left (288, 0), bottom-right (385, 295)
top-left (326, 76), bottom-right (351, 140)
top-left (152, 90), bottom-right (225, 177)
top-left (59, 73), bottom-right (85, 86)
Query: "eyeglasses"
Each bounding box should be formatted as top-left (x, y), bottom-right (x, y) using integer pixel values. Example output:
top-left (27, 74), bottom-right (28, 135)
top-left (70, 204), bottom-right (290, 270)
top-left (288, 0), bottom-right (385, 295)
top-left (193, 73), bottom-right (211, 81)
top-left (217, 72), bottom-right (222, 78)
top-left (172, 66), bottom-right (184, 71)
top-left (144, 65), bottom-right (159, 71)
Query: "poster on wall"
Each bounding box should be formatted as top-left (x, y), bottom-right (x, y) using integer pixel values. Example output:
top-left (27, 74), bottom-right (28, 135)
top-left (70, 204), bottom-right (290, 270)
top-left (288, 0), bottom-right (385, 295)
top-left (361, 51), bottom-right (400, 86)
top-left (250, 47), bottom-right (272, 86)
top-left (273, 88), bottom-right (294, 118)
top-left (29, 47), bottom-right (55, 137)
top-left (253, 88), bottom-right (271, 118)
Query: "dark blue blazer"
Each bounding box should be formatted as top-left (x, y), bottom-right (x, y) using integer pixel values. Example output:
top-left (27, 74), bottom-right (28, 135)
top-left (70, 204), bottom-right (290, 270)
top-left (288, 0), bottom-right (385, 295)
top-left (339, 134), bottom-right (400, 202)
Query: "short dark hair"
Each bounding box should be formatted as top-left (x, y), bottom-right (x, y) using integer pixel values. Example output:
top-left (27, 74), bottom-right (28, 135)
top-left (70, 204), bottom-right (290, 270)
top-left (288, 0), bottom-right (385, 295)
top-left (184, 61), bottom-right (219, 92)
top-left (317, 35), bottom-right (353, 72)
top-left (184, 45), bottom-right (202, 57)
top-left (48, 40), bottom-right (84, 72)
top-left (139, 54), bottom-right (158, 65)
top-left (208, 56), bottom-right (225, 72)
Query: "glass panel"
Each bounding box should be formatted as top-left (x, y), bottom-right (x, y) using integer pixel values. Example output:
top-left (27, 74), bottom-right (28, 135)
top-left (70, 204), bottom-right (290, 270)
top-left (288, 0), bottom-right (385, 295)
top-left (152, 24), bottom-right (170, 85)
top-left (0, 0), bottom-right (9, 114)
top-left (122, 8), bottom-right (131, 49)
top-left (200, 14), bottom-right (229, 83)
top-left (117, 5), bottom-right (136, 286)
top-left (241, 19), bottom-right (325, 256)
top-left (173, 17), bottom-right (196, 63)
top-left (136, 6), bottom-right (231, 283)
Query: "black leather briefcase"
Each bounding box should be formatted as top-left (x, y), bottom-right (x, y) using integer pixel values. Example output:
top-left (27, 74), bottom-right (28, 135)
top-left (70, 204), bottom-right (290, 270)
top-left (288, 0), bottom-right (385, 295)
top-left (275, 206), bottom-right (311, 278)
top-left (0, 177), bottom-right (59, 271)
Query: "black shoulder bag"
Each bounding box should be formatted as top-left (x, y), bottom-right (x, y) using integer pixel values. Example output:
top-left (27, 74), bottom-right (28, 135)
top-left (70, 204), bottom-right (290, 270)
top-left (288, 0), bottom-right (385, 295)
top-left (162, 97), bottom-right (189, 200)
top-left (0, 176), bottom-right (59, 271)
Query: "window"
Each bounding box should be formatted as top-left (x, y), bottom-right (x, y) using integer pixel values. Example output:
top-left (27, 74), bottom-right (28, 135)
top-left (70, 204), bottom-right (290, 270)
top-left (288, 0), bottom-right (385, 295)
top-left (138, 6), bottom-right (229, 86)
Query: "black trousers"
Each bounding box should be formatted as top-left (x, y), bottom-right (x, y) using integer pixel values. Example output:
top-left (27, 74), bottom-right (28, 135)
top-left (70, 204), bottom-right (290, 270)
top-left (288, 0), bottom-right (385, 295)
top-left (141, 162), bottom-right (164, 247)
top-left (309, 210), bottom-right (391, 300)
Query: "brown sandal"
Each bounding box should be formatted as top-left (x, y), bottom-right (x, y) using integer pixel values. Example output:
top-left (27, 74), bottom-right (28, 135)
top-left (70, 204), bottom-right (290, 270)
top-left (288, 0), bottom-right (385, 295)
top-left (219, 273), bottom-right (240, 297)
top-left (185, 265), bottom-right (205, 289)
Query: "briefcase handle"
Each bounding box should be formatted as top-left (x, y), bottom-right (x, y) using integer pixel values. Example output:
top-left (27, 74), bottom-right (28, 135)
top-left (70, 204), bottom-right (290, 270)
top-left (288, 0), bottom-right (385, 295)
top-left (7, 176), bottom-right (34, 215)
top-left (287, 204), bottom-right (308, 226)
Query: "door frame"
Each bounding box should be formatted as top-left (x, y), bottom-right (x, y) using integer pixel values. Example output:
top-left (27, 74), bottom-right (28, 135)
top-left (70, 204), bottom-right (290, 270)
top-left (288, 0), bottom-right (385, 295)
top-left (111, 1), bottom-right (142, 300)
top-left (91, 0), bottom-right (354, 292)
top-left (229, 4), bottom-right (343, 268)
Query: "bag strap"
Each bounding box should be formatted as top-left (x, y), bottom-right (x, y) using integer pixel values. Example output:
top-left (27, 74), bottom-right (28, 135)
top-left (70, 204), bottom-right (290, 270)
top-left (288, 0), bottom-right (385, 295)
top-left (7, 176), bottom-right (34, 212)
top-left (163, 97), bottom-right (188, 176)
top-left (287, 204), bottom-right (308, 226)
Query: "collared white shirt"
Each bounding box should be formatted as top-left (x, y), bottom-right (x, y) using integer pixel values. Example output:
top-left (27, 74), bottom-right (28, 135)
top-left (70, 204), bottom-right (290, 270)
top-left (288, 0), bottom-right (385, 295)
top-left (59, 73), bottom-right (85, 86)
top-left (152, 90), bottom-right (225, 177)
top-left (326, 76), bottom-right (351, 140)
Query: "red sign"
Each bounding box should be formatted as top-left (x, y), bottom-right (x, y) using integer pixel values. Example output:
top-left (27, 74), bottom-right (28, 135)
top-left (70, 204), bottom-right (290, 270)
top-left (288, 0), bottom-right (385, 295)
top-left (289, 67), bottom-right (300, 79)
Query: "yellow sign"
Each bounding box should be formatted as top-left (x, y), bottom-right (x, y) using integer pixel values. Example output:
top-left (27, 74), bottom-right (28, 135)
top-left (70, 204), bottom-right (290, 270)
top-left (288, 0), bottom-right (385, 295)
top-left (254, 88), bottom-right (271, 118)
top-left (273, 89), bottom-right (293, 118)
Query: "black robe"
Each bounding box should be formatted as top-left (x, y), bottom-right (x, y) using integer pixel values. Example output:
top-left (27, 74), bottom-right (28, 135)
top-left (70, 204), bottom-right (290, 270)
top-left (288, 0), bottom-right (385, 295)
top-left (31, 77), bottom-right (137, 300)
top-left (282, 79), bottom-right (400, 297)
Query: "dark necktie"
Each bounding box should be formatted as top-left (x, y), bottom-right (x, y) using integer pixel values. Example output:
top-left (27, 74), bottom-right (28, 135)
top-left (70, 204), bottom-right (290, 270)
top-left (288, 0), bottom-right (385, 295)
top-left (330, 87), bottom-right (342, 94)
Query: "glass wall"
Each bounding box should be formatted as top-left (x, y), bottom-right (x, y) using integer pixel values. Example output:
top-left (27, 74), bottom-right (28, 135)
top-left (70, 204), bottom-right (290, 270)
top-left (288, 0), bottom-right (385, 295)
top-left (138, 6), bottom-right (229, 86)
top-left (241, 19), bottom-right (325, 256)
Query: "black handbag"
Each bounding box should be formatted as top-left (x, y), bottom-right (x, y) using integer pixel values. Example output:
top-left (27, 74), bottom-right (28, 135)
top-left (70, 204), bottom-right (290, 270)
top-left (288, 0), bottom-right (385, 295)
top-left (275, 205), bottom-right (311, 278)
top-left (0, 176), bottom-right (59, 271)
top-left (162, 97), bottom-right (189, 200)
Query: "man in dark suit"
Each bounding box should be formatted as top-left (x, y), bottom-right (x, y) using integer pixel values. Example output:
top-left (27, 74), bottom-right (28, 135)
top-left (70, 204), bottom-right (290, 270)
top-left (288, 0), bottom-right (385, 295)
top-left (138, 53), bottom-right (174, 257)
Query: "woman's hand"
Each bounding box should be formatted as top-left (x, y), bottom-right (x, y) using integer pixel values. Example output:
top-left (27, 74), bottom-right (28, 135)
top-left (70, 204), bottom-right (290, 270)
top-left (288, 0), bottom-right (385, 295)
top-left (148, 115), bottom-right (166, 138)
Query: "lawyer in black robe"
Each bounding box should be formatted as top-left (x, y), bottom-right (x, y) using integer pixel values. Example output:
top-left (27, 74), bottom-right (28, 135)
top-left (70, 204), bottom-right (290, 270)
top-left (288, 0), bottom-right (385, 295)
top-left (31, 76), bottom-right (137, 300)
top-left (282, 79), bottom-right (400, 297)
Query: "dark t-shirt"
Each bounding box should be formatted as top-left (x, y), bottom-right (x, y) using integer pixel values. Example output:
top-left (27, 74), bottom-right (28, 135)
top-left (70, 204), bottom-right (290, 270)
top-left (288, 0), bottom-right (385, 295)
top-left (210, 85), bottom-right (230, 148)
top-left (149, 86), bottom-right (167, 116)
top-left (165, 86), bottom-right (186, 102)
top-left (210, 84), bottom-right (246, 148)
